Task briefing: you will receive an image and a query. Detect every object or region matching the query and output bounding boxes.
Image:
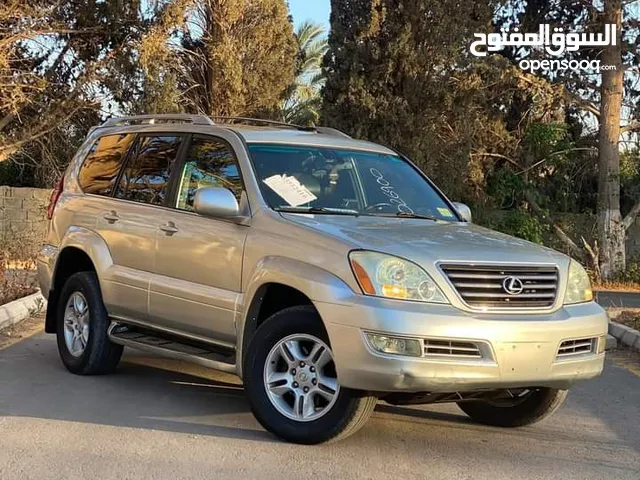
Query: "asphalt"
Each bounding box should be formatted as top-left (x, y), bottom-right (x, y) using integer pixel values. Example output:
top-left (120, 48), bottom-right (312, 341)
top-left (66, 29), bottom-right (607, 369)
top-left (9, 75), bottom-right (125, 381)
top-left (1, 333), bottom-right (639, 480)
top-left (596, 291), bottom-right (640, 308)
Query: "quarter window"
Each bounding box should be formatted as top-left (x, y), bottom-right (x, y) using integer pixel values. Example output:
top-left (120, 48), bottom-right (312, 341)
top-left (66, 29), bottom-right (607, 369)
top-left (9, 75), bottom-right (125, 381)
top-left (176, 136), bottom-right (243, 211)
top-left (78, 134), bottom-right (135, 195)
top-left (115, 136), bottom-right (183, 206)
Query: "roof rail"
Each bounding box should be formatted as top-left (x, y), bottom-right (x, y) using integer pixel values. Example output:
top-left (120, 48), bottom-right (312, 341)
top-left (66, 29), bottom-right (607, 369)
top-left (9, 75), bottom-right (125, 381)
top-left (101, 114), bottom-right (215, 127)
top-left (211, 116), bottom-right (315, 131)
top-left (211, 116), bottom-right (351, 138)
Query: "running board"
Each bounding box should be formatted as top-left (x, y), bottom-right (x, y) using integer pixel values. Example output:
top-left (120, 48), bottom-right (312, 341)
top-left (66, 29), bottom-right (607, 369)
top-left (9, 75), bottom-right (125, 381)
top-left (108, 322), bottom-right (237, 374)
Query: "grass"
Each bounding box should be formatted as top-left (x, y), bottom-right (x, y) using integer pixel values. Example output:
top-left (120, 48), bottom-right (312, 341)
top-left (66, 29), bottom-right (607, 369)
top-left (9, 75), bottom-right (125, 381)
top-left (593, 282), bottom-right (640, 293)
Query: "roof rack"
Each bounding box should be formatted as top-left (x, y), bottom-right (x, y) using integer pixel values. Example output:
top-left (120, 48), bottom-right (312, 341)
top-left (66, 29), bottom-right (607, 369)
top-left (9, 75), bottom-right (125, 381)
top-left (98, 114), bottom-right (352, 138)
top-left (101, 114), bottom-right (215, 127)
top-left (211, 116), bottom-right (351, 138)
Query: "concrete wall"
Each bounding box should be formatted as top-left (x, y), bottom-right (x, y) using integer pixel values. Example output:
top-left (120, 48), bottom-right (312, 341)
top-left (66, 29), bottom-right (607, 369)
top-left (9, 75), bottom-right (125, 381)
top-left (0, 186), bottom-right (52, 242)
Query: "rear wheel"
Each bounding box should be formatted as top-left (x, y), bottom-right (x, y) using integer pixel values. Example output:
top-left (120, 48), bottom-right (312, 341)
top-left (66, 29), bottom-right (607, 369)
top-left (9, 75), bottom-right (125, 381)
top-left (457, 388), bottom-right (568, 427)
top-left (243, 306), bottom-right (377, 444)
top-left (56, 271), bottom-right (123, 375)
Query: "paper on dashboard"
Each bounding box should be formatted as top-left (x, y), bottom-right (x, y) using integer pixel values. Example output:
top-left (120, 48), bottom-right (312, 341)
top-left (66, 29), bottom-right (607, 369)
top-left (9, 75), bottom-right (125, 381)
top-left (263, 174), bottom-right (317, 207)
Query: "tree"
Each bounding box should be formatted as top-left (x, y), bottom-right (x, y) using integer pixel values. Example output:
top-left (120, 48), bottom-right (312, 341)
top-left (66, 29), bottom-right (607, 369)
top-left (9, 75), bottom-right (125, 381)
top-left (0, 0), bottom-right (151, 184)
top-left (280, 21), bottom-right (328, 125)
top-left (179, 0), bottom-right (297, 117)
top-left (494, 0), bottom-right (640, 279)
top-left (322, 0), bottom-right (509, 201)
top-left (597, 0), bottom-right (625, 279)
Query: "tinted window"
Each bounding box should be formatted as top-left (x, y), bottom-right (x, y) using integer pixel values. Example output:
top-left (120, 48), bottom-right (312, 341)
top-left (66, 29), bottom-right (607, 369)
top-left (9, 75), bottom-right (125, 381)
top-left (116, 136), bottom-right (183, 205)
top-left (78, 134), bottom-right (135, 195)
top-left (176, 136), bottom-right (243, 211)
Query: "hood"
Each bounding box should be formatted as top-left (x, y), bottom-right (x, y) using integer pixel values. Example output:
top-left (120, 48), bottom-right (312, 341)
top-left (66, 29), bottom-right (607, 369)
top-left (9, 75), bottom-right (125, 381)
top-left (280, 213), bottom-right (567, 268)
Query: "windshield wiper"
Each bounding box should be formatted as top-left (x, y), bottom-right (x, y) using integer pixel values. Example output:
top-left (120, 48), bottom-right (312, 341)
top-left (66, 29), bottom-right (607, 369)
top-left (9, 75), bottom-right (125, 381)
top-left (365, 211), bottom-right (442, 221)
top-left (275, 206), bottom-right (360, 216)
top-left (396, 211), bottom-right (442, 221)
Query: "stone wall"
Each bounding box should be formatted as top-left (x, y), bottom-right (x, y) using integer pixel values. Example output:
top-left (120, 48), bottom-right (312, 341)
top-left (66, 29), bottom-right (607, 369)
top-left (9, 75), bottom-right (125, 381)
top-left (0, 186), bottom-right (52, 243)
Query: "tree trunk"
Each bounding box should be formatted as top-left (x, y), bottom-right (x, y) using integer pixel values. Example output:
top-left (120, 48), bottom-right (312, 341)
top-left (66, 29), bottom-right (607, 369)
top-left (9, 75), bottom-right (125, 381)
top-left (597, 0), bottom-right (624, 280)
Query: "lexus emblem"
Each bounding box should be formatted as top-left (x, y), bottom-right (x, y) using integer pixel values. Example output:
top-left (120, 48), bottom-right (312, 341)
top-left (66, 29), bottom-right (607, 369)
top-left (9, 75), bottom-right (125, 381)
top-left (502, 276), bottom-right (524, 295)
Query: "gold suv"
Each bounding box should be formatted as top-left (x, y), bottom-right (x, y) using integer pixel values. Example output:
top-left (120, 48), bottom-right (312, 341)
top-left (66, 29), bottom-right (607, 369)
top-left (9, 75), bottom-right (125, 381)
top-left (38, 114), bottom-right (608, 444)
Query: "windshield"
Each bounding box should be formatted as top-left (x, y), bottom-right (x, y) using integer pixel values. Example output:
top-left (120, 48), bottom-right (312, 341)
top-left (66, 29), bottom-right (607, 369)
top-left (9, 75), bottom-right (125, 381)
top-left (247, 143), bottom-right (460, 221)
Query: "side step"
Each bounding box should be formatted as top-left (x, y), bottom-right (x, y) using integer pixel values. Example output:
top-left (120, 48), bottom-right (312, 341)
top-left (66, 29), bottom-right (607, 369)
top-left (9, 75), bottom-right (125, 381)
top-left (108, 322), bottom-right (237, 374)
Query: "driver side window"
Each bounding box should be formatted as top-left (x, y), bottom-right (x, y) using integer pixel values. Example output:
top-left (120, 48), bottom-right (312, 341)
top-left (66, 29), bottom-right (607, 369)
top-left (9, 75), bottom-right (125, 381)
top-left (176, 136), bottom-right (243, 212)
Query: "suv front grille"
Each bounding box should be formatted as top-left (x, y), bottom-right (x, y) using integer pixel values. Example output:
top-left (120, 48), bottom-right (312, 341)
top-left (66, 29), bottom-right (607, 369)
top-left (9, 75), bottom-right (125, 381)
top-left (557, 338), bottom-right (596, 358)
top-left (440, 264), bottom-right (559, 309)
top-left (423, 339), bottom-right (482, 358)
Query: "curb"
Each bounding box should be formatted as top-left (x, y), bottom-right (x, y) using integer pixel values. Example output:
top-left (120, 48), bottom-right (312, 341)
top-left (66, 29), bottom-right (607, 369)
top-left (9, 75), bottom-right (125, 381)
top-left (0, 291), bottom-right (47, 331)
top-left (608, 321), bottom-right (640, 353)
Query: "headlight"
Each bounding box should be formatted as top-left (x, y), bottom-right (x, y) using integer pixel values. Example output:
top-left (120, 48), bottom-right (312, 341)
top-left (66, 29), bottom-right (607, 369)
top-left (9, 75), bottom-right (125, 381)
top-left (349, 251), bottom-right (448, 303)
top-left (563, 259), bottom-right (593, 304)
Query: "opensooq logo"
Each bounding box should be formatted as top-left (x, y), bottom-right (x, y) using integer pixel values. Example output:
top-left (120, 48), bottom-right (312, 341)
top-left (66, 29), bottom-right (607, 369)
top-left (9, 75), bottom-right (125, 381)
top-left (469, 24), bottom-right (617, 73)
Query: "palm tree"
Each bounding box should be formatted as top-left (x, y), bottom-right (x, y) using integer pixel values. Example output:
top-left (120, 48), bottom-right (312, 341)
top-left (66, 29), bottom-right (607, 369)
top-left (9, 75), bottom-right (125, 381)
top-left (280, 21), bottom-right (328, 126)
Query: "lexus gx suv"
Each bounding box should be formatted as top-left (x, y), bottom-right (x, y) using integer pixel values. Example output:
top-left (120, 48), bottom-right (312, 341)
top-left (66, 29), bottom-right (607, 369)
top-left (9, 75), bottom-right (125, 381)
top-left (38, 114), bottom-right (608, 444)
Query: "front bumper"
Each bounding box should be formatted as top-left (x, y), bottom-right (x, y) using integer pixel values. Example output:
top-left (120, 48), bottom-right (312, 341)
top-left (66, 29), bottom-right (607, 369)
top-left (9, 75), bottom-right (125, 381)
top-left (317, 297), bottom-right (608, 393)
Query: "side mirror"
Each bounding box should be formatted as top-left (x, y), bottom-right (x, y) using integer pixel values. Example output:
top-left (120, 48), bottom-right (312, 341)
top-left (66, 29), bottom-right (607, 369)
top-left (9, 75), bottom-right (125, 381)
top-left (194, 187), bottom-right (241, 219)
top-left (452, 202), bottom-right (472, 222)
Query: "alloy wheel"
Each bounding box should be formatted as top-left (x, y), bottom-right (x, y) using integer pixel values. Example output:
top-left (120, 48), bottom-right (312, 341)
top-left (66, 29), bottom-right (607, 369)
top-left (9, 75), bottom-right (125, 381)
top-left (263, 333), bottom-right (340, 422)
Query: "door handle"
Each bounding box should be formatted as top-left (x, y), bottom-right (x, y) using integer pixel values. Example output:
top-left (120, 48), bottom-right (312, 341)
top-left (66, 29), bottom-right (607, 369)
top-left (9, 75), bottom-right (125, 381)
top-left (103, 211), bottom-right (119, 224)
top-left (159, 221), bottom-right (179, 235)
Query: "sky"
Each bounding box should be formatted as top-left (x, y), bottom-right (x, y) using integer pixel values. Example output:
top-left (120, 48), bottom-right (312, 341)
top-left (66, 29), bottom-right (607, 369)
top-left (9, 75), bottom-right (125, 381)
top-left (288, 0), bottom-right (331, 30)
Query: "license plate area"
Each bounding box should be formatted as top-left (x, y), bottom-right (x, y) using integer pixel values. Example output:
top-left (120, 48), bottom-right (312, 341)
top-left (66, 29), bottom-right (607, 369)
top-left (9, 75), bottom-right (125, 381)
top-left (497, 342), bottom-right (554, 377)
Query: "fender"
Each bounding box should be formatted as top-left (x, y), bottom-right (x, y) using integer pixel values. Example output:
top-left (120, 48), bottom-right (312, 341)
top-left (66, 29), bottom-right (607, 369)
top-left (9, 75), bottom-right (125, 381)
top-left (44, 226), bottom-right (114, 333)
top-left (236, 256), bottom-right (357, 378)
top-left (55, 226), bottom-right (115, 284)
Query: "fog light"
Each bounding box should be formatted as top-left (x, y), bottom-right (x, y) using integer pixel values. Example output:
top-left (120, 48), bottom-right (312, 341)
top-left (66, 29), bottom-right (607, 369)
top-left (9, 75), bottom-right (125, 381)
top-left (597, 335), bottom-right (607, 354)
top-left (366, 333), bottom-right (422, 357)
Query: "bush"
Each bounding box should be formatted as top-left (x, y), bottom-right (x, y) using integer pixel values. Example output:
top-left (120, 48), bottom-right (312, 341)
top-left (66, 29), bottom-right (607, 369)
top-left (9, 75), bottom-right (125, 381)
top-left (611, 255), bottom-right (640, 285)
top-left (476, 209), bottom-right (547, 244)
top-left (0, 235), bottom-right (39, 305)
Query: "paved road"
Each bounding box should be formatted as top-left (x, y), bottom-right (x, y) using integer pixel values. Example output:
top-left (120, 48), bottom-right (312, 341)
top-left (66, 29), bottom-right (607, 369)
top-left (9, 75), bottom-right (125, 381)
top-left (596, 291), bottom-right (640, 308)
top-left (1, 333), bottom-right (639, 480)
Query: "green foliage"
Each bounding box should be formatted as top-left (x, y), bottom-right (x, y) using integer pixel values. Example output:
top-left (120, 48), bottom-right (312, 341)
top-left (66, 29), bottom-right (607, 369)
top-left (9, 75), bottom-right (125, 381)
top-left (179, 0), bottom-right (297, 117)
top-left (477, 209), bottom-right (547, 244)
top-left (611, 256), bottom-right (640, 284)
top-left (322, 0), bottom-right (500, 201)
top-left (280, 21), bottom-right (328, 126)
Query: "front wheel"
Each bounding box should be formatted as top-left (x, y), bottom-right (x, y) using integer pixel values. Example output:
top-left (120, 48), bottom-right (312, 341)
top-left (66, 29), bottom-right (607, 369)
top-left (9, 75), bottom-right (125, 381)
top-left (243, 306), bottom-right (377, 444)
top-left (457, 388), bottom-right (568, 427)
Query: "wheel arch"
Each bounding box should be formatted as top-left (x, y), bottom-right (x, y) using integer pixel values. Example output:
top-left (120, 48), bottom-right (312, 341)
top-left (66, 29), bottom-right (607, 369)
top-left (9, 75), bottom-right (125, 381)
top-left (45, 228), bottom-right (113, 333)
top-left (237, 256), bottom-right (355, 378)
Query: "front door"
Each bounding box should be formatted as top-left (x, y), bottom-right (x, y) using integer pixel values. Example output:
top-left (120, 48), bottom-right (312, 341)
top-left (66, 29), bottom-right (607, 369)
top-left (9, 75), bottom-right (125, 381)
top-left (149, 134), bottom-right (248, 345)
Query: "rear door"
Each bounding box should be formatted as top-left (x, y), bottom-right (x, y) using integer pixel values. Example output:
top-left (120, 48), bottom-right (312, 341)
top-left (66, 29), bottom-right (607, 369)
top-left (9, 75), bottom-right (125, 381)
top-left (148, 134), bottom-right (248, 345)
top-left (93, 133), bottom-right (186, 321)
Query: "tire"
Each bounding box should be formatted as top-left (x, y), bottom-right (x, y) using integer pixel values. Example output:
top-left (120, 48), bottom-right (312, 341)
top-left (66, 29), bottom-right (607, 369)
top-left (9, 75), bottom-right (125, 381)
top-left (243, 305), bottom-right (377, 444)
top-left (56, 271), bottom-right (123, 375)
top-left (457, 388), bottom-right (568, 428)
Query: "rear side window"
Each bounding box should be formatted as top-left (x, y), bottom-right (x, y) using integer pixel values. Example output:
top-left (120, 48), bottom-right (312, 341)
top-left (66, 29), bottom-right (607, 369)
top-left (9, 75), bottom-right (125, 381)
top-left (78, 134), bottom-right (135, 195)
top-left (115, 135), bottom-right (183, 206)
